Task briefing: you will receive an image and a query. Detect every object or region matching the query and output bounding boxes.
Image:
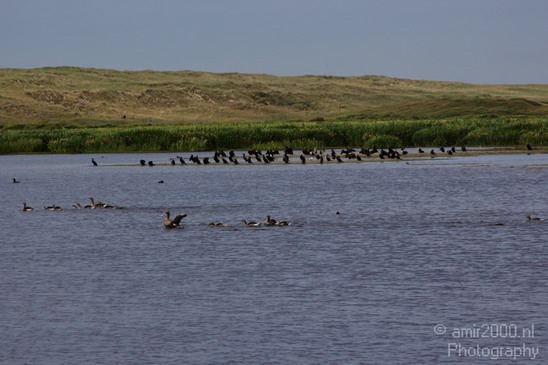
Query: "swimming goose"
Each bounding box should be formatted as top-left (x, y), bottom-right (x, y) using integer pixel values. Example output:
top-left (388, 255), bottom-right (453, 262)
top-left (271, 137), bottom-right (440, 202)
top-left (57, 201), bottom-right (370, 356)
top-left (241, 220), bottom-right (261, 227)
top-left (265, 215), bottom-right (278, 226)
top-left (208, 222), bottom-right (227, 227)
top-left (276, 220), bottom-right (290, 226)
top-left (22, 202), bottom-right (33, 211)
top-left (44, 204), bottom-right (63, 211)
top-left (163, 210), bottom-right (187, 228)
top-left (13, 178), bottom-right (20, 183)
top-left (526, 215), bottom-right (544, 221)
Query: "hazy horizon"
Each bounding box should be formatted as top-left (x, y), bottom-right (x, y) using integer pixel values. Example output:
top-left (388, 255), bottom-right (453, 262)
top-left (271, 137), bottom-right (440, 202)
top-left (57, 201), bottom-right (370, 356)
top-left (2, 0), bottom-right (548, 84)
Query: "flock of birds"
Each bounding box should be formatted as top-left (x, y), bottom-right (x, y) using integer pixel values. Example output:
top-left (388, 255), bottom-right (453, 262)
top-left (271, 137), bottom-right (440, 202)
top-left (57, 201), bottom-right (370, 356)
top-left (14, 143), bottom-right (541, 227)
top-left (85, 144), bottom-right (539, 168)
top-left (19, 196), bottom-right (292, 229)
top-left (162, 211), bottom-right (290, 229)
top-left (87, 145), bottom-right (483, 168)
top-left (20, 196), bottom-right (124, 212)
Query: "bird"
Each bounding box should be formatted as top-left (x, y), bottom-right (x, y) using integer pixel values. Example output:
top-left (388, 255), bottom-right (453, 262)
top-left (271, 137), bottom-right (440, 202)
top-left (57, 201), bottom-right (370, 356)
top-left (241, 220), bottom-right (261, 227)
top-left (88, 196), bottom-right (107, 209)
top-left (13, 178), bottom-right (20, 183)
top-left (300, 154), bottom-right (306, 164)
top-left (44, 204), bottom-right (63, 211)
top-left (526, 215), bottom-right (544, 221)
top-left (276, 220), bottom-right (290, 226)
top-left (158, 180), bottom-right (164, 184)
top-left (461, 146), bottom-right (467, 152)
top-left (21, 202), bottom-right (33, 211)
top-left (163, 210), bottom-right (187, 228)
top-left (526, 143), bottom-right (533, 151)
top-left (264, 215), bottom-right (278, 226)
top-left (148, 161), bottom-right (154, 166)
top-left (208, 222), bottom-right (227, 227)
top-left (92, 158), bottom-right (98, 166)
top-left (140, 159), bottom-right (146, 166)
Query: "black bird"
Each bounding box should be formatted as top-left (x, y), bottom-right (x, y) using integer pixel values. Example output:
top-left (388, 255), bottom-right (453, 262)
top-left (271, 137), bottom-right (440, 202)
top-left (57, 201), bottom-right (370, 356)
top-left (170, 158), bottom-right (176, 165)
top-left (22, 202), bottom-right (33, 211)
top-left (140, 159), bottom-right (146, 166)
top-left (418, 148), bottom-right (424, 153)
top-left (148, 161), bottom-right (154, 166)
top-left (430, 149), bottom-right (436, 155)
top-left (203, 157), bottom-right (210, 165)
top-left (461, 146), bottom-right (467, 152)
top-left (336, 156), bottom-right (343, 163)
top-left (527, 143), bottom-right (533, 151)
top-left (92, 158), bottom-right (98, 166)
top-left (13, 178), bottom-right (20, 183)
top-left (178, 156), bottom-right (186, 165)
top-left (222, 158), bottom-right (229, 164)
top-left (300, 154), bottom-right (306, 164)
top-left (440, 147), bottom-right (445, 153)
top-left (158, 180), bottom-right (164, 184)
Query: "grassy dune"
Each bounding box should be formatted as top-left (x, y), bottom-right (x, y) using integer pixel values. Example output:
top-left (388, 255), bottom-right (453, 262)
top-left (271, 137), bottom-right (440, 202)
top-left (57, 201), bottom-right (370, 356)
top-left (1, 67), bottom-right (548, 153)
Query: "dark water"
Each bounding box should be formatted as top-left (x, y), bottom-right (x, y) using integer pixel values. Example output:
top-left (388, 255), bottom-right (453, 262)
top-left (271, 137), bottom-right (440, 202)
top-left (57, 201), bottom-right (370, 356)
top-left (1, 152), bottom-right (547, 364)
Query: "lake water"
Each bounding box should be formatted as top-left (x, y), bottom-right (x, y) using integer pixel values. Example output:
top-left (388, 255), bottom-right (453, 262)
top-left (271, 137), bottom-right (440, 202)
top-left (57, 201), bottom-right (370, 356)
top-left (1, 151), bottom-right (547, 364)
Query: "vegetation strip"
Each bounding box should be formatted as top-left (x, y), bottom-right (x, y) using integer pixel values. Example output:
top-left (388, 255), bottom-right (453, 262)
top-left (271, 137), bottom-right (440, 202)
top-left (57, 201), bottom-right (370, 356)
top-left (1, 117), bottom-right (547, 154)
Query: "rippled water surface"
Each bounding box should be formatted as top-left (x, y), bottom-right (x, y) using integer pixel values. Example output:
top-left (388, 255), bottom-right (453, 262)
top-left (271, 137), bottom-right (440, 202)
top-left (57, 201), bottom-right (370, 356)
top-left (1, 152), bottom-right (547, 364)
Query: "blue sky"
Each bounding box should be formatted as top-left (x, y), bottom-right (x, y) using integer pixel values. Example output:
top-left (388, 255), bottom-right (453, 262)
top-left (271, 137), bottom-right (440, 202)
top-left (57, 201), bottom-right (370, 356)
top-left (2, 0), bottom-right (547, 84)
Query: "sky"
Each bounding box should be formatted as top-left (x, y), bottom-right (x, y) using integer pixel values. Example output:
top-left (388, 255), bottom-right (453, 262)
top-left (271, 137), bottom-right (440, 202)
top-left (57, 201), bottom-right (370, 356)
top-left (1, 0), bottom-right (548, 84)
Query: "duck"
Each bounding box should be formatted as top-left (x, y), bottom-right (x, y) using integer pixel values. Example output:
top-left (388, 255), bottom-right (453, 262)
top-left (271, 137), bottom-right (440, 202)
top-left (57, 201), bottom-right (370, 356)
top-left (22, 202), bottom-right (33, 211)
top-left (526, 215), bottom-right (544, 221)
top-left (241, 220), bottom-right (261, 227)
top-left (13, 178), bottom-right (20, 183)
top-left (163, 210), bottom-right (187, 228)
top-left (44, 204), bottom-right (63, 211)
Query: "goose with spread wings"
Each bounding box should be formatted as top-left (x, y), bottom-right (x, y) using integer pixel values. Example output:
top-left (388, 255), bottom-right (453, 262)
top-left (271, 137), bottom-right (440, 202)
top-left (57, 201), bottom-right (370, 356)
top-left (163, 210), bottom-right (187, 228)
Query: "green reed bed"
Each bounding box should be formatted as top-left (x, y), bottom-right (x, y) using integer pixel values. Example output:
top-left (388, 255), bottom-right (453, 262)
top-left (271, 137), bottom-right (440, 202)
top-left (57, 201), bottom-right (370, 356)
top-left (1, 117), bottom-right (547, 154)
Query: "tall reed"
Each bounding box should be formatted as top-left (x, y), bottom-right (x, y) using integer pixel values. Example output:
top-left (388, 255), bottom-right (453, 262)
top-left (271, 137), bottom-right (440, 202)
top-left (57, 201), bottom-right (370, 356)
top-left (1, 117), bottom-right (547, 154)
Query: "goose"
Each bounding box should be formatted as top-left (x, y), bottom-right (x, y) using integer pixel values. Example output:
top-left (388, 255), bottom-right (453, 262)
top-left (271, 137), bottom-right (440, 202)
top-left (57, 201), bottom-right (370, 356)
top-left (265, 215), bottom-right (278, 226)
top-left (88, 196), bottom-right (106, 209)
top-left (13, 178), bottom-right (20, 183)
top-left (163, 210), bottom-right (187, 228)
top-left (44, 204), bottom-right (63, 211)
top-left (140, 159), bottom-right (146, 166)
top-left (148, 161), bottom-right (154, 166)
top-left (241, 220), bottom-right (261, 227)
top-left (208, 222), bottom-right (227, 227)
top-left (526, 215), bottom-right (544, 221)
top-left (22, 202), bottom-right (33, 212)
top-left (92, 158), bottom-right (98, 166)
top-left (276, 220), bottom-right (290, 226)
top-left (300, 154), bottom-right (306, 164)
top-left (527, 143), bottom-right (533, 151)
